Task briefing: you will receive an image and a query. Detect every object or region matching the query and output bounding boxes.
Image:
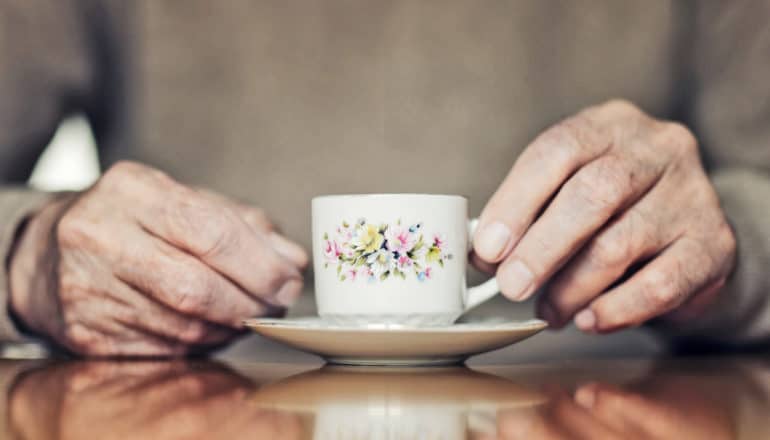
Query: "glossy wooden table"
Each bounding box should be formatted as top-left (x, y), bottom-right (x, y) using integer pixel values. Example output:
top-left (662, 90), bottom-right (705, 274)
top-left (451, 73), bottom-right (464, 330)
top-left (1, 353), bottom-right (768, 439)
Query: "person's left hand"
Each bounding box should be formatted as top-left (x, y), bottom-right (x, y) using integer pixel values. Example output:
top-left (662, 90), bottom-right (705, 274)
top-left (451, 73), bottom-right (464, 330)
top-left (473, 99), bottom-right (737, 332)
top-left (8, 361), bottom-right (304, 440)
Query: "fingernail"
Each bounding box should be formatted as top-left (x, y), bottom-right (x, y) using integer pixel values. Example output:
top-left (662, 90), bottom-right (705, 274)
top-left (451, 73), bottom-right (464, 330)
top-left (498, 259), bottom-right (535, 301)
top-left (275, 279), bottom-right (303, 307)
top-left (574, 309), bottom-right (596, 332)
top-left (538, 302), bottom-right (557, 327)
top-left (575, 385), bottom-right (597, 410)
top-left (475, 221), bottom-right (512, 261)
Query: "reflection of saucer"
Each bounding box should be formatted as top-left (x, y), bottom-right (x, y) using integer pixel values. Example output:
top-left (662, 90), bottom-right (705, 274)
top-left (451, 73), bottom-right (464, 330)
top-left (250, 366), bottom-right (546, 439)
top-left (251, 366), bottom-right (547, 411)
top-left (244, 317), bottom-right (547, 366)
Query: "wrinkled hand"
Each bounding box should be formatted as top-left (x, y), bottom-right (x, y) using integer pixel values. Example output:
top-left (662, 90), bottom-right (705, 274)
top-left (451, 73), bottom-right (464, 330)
top-left (9, 161), bottom-right (308, 356)
top-left (8, 361), bottom-right (303, 440)
top-left (491, 381), bottom-right (732, 440)
top-left (474, 99), bottom-right (736, 332)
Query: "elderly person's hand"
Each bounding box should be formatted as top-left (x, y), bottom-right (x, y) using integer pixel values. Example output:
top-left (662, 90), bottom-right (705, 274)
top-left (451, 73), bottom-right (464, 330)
top-left (473, 99), bottom-right (736, 333)
top-left (490, 380), bottom-right (732, 440)
top-left (8, 361), bottom-right (303, 440)
top-left (8, 161), bottom-right (308, 356)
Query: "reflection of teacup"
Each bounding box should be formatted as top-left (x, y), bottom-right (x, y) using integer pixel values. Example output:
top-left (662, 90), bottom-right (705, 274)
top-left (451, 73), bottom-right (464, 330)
top-left (312, 194), bottom-right (500, 327)
top-left (251, 366), bottom-right (546, 439)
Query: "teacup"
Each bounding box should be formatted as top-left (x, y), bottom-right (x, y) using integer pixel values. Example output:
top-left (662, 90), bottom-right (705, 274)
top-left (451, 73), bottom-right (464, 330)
top-left (312, 194), bottom-right (499, 327)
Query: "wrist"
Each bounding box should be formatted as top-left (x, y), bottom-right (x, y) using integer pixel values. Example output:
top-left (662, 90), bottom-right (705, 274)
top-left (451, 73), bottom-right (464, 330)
top-left (8, 195), bottom-right (73, 336)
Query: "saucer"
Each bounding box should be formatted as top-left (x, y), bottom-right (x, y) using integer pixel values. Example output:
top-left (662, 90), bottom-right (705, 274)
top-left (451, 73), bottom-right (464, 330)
top-left (244, 317), bottom-right (547, 366)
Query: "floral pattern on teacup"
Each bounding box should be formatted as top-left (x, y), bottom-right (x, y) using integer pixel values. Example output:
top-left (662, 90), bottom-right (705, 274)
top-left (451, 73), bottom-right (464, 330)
top-left (323, 219), bottom-right (452, 282)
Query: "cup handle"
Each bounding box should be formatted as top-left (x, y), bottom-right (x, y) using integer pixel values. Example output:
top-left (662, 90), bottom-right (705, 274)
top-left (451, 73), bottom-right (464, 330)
top-left (464, 218), bottom-right (500, 311)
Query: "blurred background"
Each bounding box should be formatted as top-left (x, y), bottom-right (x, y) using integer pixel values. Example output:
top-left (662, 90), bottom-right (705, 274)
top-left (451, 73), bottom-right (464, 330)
top-left (28, 115), bottom-right (99, 192)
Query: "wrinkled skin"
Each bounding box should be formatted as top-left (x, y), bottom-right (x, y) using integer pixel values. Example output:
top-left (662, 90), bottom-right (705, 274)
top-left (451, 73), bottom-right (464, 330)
top-left (480, 377), bottom-right (733, 440)
top-left (9, 161), bottom-right (308, 356)
top-left (8, 361), bottom-right (304, 440)
top-left (474, 99), bottom-right (737, 333)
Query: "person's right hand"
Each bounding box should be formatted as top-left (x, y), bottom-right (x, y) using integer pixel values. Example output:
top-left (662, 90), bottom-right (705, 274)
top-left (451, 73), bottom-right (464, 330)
top-left (8, 161), bottom-right (308, 356)
top-left (491, 381), bottom-right (732, 440)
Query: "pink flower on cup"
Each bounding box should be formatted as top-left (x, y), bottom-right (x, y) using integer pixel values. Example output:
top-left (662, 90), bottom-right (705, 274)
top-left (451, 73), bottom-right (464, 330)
top-left (323, 239), bottom-right (341, 263)
top-left (396, 254), bottom-right (413, 269)
top-left (386, 225), bottom-right (416, 254)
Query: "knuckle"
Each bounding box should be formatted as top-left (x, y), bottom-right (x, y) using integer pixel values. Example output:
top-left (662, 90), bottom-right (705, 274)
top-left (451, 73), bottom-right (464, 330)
top-left (177, 321), bottom-right (207, 344)
top-left (168, 269), bottom-right (215, 315)
top-left (587, 232), bottom-right (633, 269)
top-left (657, 121), bottom-right (697, 156)
top-left (642, 268), bottom-right (683, 310)
top-left (56, 274), bottom-right (86, 306)
top-left (102, 160), bottom-right (143, 180)
top-left (99, 161), bottom-right (146, 192)
top-left (56, 210), bottom-right (93, 249)
top-left (62, 323), bottom-right (100, 354)
top-left (254, 263), bottom-right (290, 294)
top-left (534, 115), bottom-right (597, 162)
top-left (716, 222), bottom-right (737, 256)
top-left (569, 157), bottom-right (631, 214)
top-left (536, 122), bottom-right (582, 158)
top-left (200, 214), bottom-right (241, 258)
top-left (600, 98), bottom-right (639, 116)
top-left (243, 207), bottom-right (271, 228)
top-left (168, 196), bottom-right (242, 258)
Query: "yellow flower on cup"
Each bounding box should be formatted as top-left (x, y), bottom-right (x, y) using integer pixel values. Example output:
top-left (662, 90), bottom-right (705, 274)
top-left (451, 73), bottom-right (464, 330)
top-left (425, 246), bottom-right (442, 263)
top-left (353, 223), bottom-right (385, 253)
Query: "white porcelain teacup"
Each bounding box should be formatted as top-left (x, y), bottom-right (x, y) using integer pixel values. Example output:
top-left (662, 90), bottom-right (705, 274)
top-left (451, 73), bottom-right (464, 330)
top-left (312, 194), bottom-right (499, 327)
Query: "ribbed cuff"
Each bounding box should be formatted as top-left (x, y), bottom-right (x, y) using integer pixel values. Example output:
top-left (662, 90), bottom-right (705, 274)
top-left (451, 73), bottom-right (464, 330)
top-left (0, 188), bottom-right (54, 343)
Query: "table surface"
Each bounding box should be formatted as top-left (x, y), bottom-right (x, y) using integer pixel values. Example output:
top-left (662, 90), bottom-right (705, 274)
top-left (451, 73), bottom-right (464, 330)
top-left (1, 353), bottom-right (768, 439)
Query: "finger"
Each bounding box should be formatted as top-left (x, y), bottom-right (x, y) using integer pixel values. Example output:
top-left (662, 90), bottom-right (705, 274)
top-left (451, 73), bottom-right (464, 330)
top-left (575, 236), bottom-right (724, 333)
top-left (474, 111), bottom-right (610, 263)
top-left (539, 186), bottom-right (675, 328)
top-left (59, 322), bottom-right (188, 357)
top-left (115, 231), bottom-right (285, 328)
top-left (111, 281), bottom-right (240, 345)
top-left (73, 283), bottom-right (239, 346)
top-left (120, 166), bottom-right (302, 298)
top-left (496, 407), bottom-right (572, 440)
top-left (662, 278), bottom-right (726, 323)
top-left (575, 382), bottom-right (674, 436)
top-left (195, 188), bottom-right (274, 232)
top-left (496, 152), bottom-right (664, 301)
top-left (532, 388), bottom-right (620, 440)
top-left (470, 252), bottom-right (497, 275)
top-left (268, 232), bottom-right (309, 269)
top-left (196, 186), bottom-right (308, 269)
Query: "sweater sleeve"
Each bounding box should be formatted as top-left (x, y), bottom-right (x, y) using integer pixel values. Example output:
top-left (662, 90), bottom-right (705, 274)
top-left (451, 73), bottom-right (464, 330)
top-left (653, 1), bottom-right (770, 347)
top-left (0, 0), bottom-right (98, 343)
top-left (0, 190), bottom-right (54, 342)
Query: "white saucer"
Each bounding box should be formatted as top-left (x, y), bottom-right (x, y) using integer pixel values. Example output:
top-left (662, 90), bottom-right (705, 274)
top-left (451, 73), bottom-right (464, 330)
top-left (244, 317), bottom-right (547, 366)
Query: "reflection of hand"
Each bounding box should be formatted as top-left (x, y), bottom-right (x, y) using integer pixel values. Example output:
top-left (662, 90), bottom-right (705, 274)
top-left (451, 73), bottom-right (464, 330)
top-left (9, 161), bottom-right (308, 356)
top-left (490, 381), bottom-right (732, 440)
top-left (473, 99), bottom-right (736, 333)
top-left (8, 362), bottom-right (304, 440)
